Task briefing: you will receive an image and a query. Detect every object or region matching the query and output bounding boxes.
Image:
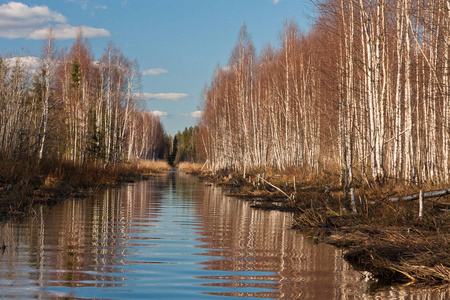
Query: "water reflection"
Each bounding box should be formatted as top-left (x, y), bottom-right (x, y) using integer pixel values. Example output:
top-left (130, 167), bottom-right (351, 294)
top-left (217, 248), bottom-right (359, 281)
top-left (0, 173), bottom-right (448, 299)
top-left (196, 185), bottom-right (364, 299)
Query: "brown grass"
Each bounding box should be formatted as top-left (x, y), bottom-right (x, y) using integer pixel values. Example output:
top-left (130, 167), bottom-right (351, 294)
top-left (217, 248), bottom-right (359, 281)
top-left (177, 162), bottom-right (204, 174)
top-left (291, 182), bottom-right (450, 285)
top-left (325, 225), bottom-right (450, 284)
top-left (134, 159), bottom-right (172, 174)
top-left (0, 158), bottom-right (171, 219)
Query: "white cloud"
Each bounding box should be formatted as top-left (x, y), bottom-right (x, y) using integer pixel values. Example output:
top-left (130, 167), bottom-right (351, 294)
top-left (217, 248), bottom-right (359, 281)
top-left (0, 2), bottom-right (110, 40)
top-left (150, 111), bottom-right (168, 118)
top-left (138, 93), bottom-right (190, 101)
top-left (94, 5), bottom-right (108, 10)
top-left (30, 24), bottom-right (110, 40)
top-left (142, 68), bottom-right (168, 76)
top-left (214, 65), bottom-right (231, 76)
top-left (190, 111), bottom-right (203, 118)
top-left (273, 0), bottom-right (282, 4)
top-left (180, 111), bottom-right (203, 118)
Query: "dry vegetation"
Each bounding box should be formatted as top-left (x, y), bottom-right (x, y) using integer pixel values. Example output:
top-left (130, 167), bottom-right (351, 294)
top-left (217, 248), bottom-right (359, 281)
top-left (0, 159), bottom-right (170, 219)
top-left (200, 167), bottom-right (450, 285)
top-left (177, 162), bottom-right (204, 175)
top-left (292, 182), bottom-right (450, 285)
top-left (135, 159), bottom-right (172, 174)
top-left (327, 226), bottom-right (450, 284)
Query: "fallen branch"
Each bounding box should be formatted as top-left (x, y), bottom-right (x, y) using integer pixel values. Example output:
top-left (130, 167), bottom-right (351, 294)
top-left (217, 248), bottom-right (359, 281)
top-left (388, 188), bottom-right (450, 202)
top-left (258, 177), bottom-right (293, 200)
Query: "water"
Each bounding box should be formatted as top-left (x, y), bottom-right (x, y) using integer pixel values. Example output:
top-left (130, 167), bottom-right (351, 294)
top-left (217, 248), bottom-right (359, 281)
top-left (0, 173), bottom-right (448, 299)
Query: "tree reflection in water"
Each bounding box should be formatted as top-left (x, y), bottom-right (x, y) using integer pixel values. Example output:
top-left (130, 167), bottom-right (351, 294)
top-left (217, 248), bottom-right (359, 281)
top-left (0, 173), bottom-right (448, 299)
top-left (196, 184), bottom-right (364, 299)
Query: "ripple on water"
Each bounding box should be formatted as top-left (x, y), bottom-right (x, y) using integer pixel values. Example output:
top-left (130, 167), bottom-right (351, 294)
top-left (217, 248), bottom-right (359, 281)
top-left (1, 173), bottom-right (449, 299)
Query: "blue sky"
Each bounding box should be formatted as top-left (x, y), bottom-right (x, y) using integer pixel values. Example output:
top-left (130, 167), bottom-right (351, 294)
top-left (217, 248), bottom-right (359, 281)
top-left (0, 0), bottom-right (316, 135)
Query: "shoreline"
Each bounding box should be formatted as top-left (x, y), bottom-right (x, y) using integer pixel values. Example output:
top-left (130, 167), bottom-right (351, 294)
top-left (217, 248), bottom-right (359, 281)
top-left (196, 168), bottom-right (450, 286)
top-left (0, 160), bottom-right (171, 221)
top-left (2, 161), bottom-right (449, 286)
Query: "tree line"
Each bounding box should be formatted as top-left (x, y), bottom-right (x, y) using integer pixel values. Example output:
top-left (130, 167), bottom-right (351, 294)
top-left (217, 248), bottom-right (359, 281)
top-left (199, 0), bottom-right (450, 185)
top-left (168, 126), bottom-right (202, 167)
top-left (0, 28), bottom-right (166, 167)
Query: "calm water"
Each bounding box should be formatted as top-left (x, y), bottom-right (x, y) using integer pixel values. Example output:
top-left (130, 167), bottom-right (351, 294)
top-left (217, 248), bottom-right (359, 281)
top-left (0, 173), bottom-right (448, 299)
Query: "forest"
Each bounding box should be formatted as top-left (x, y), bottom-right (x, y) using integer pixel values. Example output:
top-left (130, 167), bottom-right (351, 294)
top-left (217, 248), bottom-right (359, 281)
top-left (199, 0), bottom-right (450, 186)
top-left (0, 28), bottom-right (167, 168)
top-left (0, 28), bottom-right (170, 216)
top-left (1, 1), bottom-right (449, 285)
top-left (168, 126), bottom-right (202, 167)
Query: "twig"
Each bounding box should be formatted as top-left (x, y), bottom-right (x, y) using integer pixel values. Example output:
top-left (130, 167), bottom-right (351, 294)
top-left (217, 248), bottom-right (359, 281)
top-left (389, 266), bottom-right (417, 284)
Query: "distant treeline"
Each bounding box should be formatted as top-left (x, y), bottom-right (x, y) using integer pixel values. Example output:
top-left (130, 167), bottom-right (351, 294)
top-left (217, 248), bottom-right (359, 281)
top-left (168, 126), bottom-right (203, 167)
top-left (199, 0), bottom-right (450, 185)
top-left (0, 29), bottom-right (166, 166)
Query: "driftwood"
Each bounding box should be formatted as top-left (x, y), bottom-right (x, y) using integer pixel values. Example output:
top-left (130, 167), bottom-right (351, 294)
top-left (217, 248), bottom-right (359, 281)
top-left (388, 188), bottom-right (450, 202)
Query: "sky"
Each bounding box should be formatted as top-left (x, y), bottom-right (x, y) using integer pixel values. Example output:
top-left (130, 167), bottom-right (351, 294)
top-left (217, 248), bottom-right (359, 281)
top-left (0, 0), bottom-right (317, 135)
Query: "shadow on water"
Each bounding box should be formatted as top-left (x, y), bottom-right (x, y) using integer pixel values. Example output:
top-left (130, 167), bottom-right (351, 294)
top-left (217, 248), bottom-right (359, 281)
top-left (0, 173), bottom-right (448, 299)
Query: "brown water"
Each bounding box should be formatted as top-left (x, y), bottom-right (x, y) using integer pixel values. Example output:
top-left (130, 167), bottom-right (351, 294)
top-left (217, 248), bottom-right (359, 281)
top-left (0, 172), bottom-right (448, 299)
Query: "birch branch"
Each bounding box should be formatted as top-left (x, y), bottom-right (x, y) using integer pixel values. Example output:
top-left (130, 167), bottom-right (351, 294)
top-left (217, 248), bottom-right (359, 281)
top-left (388, 188), bottom-right (450, 202)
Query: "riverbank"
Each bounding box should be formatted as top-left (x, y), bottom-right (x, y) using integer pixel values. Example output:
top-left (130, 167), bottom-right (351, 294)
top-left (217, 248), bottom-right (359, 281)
top-left (0, 159), bottom-right (171, 220)
top-left (177, 162), bottom-right (205, 175)
top-left (198, 169), bottom-right (450, 285)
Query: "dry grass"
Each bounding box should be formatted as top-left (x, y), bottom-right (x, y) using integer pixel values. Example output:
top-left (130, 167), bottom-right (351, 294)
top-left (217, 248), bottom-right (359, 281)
top-left (291, 182), bottom-right (450, 285)
top-left (0, 158), bottom-right (172, 219)
top-left (134, 159), bottom-right (172, 174)
top-left (177, 162), bottom-right (204, 174)
top-left (325, 225), bottom-right (450, 284)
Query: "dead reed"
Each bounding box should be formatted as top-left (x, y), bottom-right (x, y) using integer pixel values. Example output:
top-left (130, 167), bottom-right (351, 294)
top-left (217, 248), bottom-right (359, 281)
top-left (325, 225), bottom-right (450, 284)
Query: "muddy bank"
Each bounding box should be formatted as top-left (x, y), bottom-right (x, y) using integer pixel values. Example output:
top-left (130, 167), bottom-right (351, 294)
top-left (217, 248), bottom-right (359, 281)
top-left (199, 170), bottom-right (450, 286)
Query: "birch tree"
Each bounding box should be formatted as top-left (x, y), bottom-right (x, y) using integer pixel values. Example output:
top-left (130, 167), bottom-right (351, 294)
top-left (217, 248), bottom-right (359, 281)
top-left (37, 27), bottom-right (57, 161)
top-left (199, 2), bottom-right (450, 185)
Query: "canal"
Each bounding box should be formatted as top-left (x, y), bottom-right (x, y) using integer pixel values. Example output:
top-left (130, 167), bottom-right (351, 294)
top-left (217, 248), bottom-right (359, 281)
top-left (0, 173), bottom-right (447, 299)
